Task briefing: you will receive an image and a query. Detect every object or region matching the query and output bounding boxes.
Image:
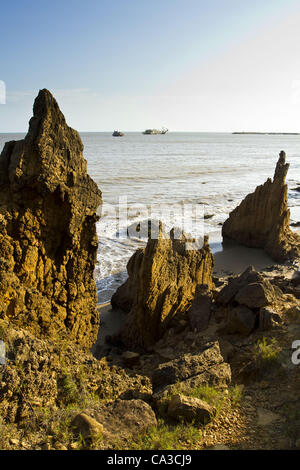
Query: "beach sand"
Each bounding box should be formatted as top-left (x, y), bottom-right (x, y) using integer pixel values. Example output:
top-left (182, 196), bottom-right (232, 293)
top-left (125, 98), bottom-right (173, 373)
top-left (95, 302), bottom-right (126, 347)
top-left (213, 243), bottom-right (274, 275)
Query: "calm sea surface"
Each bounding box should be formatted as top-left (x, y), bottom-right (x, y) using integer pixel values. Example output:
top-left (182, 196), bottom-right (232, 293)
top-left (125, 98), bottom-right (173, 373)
top-left (1, 132), bottom-right (300, 303)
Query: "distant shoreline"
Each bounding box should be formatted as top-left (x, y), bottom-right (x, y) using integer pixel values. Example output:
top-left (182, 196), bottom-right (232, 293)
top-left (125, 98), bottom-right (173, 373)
top-left (232, 132), bottom-right (300, 135)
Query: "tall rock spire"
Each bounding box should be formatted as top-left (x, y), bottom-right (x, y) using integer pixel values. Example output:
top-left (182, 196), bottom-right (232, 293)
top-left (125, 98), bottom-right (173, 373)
top-left (0, 89), bottom-right (102, 347)
top-left (222, 151), bottom-right (300, 262)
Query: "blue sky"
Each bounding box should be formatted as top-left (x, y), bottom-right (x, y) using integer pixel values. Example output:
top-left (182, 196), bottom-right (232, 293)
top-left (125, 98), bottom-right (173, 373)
top-left (1, 0), bottom-right (300, 131)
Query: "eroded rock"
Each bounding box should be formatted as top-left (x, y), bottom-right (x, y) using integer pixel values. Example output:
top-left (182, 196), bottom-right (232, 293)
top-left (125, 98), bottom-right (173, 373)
top-left (222, 151), bottom-right (300, 262)
top-left (152, 341), bottom-right (231, 392)
top-left (113, 227), bottom-right (214, 349)
top-left (0, 89), bottom-right (102, 346)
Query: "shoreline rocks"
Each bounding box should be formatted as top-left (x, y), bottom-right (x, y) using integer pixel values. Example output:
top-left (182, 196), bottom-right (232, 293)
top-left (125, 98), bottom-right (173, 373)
top-left (0, 89), bottom-right (102, 347)
top-left (112, 226), bottom-right (214, 349)
top-left (222, 151), bottom-right (300, 262)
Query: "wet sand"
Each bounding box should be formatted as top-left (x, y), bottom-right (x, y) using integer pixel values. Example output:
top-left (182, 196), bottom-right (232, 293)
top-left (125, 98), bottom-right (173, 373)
top-left (95, 302), bottom-right (126, 347)
top-left (213, 243), bottom-right (274, 275)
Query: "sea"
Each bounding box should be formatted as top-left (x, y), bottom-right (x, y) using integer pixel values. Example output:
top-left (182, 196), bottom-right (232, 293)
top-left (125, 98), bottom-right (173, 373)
top-left (1, 132), bottom-right (300, 304)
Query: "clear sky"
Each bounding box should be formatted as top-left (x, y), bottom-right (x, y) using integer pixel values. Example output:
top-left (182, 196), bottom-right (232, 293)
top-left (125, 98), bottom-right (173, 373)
top-left (1, 0), bottom-right (300, 132)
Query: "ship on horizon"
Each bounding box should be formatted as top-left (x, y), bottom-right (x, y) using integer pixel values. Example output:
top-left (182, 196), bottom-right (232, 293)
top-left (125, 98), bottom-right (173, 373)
top-left (143, 127), bottom-right (168, 135)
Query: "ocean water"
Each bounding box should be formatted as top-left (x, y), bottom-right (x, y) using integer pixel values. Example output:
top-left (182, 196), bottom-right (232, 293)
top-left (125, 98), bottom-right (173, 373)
top-left (1, 132), bottom-right (300, 303)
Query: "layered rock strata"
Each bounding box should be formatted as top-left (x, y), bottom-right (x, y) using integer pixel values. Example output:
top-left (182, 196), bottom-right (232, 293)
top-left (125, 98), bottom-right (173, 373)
top-left (112, 227), bottom-right (214, 349)
top-left (222, 151), bottom-right (300, 262)
top-left (0, 89), bottom-right (102, 347)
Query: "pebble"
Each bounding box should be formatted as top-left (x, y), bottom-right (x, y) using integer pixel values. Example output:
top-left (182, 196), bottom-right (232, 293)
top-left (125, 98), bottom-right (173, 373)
top-left (9, 438), bottom-right (19, 446)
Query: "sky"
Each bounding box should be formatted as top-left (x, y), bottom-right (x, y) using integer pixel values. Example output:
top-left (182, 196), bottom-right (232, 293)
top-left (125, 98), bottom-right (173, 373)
top-left (1, 0), bottom-right (300, 132)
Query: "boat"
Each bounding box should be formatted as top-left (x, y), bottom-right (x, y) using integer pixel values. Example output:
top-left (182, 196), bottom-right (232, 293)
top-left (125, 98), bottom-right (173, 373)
top-left (112, 130), bottom-right (124, 137)
top-left (143, 127), bottom-right (168, 135)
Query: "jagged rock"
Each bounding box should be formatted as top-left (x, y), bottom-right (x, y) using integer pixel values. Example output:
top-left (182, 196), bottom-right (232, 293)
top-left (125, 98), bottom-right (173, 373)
top-left (222, 151), bottom-right (300, 262)
top-left (152, 341), bottom-right (231, 392)
top-left (112, 227), bottom-right (214, 349)
top-left (0, 89), bottom-right (102, 346)
top-left (167, 394), bottom-right (215, 424)
top-left (188, 284), bottom-right (212, 331)
top-left (217, 266), bottom-right (263, 305)
top-left (217, 266), bottom-right (280, 307)
top-left (258, 307), bottom-right (282, 331)
top-left (217, 267), bottom-right (283, 335)
top-left (234, 282), bottom-right (275, 308)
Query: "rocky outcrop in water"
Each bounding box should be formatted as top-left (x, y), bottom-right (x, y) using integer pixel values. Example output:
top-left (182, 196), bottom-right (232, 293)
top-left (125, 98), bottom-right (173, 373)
top-left (222, 151), bottom-right (300, 262)
top-left (0, 89), bottom-right (102, 347)
top-left (112, 226), bottom-right (214, 349)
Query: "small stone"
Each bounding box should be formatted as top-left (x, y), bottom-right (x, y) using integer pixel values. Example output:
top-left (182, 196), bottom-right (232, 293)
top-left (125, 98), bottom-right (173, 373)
top-left (167, 394), bottom-right (215, 424)
top-left (9, 438), bottom-right (20, 446)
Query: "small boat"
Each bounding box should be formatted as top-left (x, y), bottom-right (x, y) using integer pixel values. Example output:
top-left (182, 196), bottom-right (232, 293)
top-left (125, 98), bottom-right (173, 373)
top-left (112, 130), bottom-right (124, 137)
top-left (143, 127), bottom-right (168, 135)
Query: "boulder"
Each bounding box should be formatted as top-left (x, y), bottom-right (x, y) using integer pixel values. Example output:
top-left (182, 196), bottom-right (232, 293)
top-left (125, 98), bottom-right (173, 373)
top-left (0, 90), bottom-right (102, 347)
top-left (152, 341), bottom-right (231, 392)
top-left (217, 266), bottom-right (281, 307)
top-left (234, 282), bottom-right (275, 308)
top-left (72, 413), bottom-right (103, 441)
top-left (217, 266), bottom-right (263, 305)
top-left (222, 151), bottom-right (300, 262)
top-left (113, 226), bottom-right (214, 349)
top-left (188, 284), bottom-right (212, 331)
top-left (88, 399), bottom-right (157, 446)
top-left (167, 394), bottom-right (215, 424)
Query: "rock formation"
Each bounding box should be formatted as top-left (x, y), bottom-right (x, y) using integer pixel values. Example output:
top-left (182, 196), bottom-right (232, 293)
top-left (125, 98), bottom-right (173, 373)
top-left (112, 226), bottom-right (214, 349)
top-left (0, 89), bottom-right (102, 347)
top-left (216, 266), bottom-right (283, 335)
top-left (152, 341), bottom-right (231, 392)
top-left (222, 151), bottom-right (300, 262)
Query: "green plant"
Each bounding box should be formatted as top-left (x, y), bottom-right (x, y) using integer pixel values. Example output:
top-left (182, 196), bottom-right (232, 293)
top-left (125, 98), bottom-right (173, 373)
top-left (253, 337), bottom-right (282, 365)
top-left (128, 419), bottom-right (202, 450)
top-left (59, 372), bottom-right (80, 405)
top-left (229, 385), bottom-right (243, 407)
